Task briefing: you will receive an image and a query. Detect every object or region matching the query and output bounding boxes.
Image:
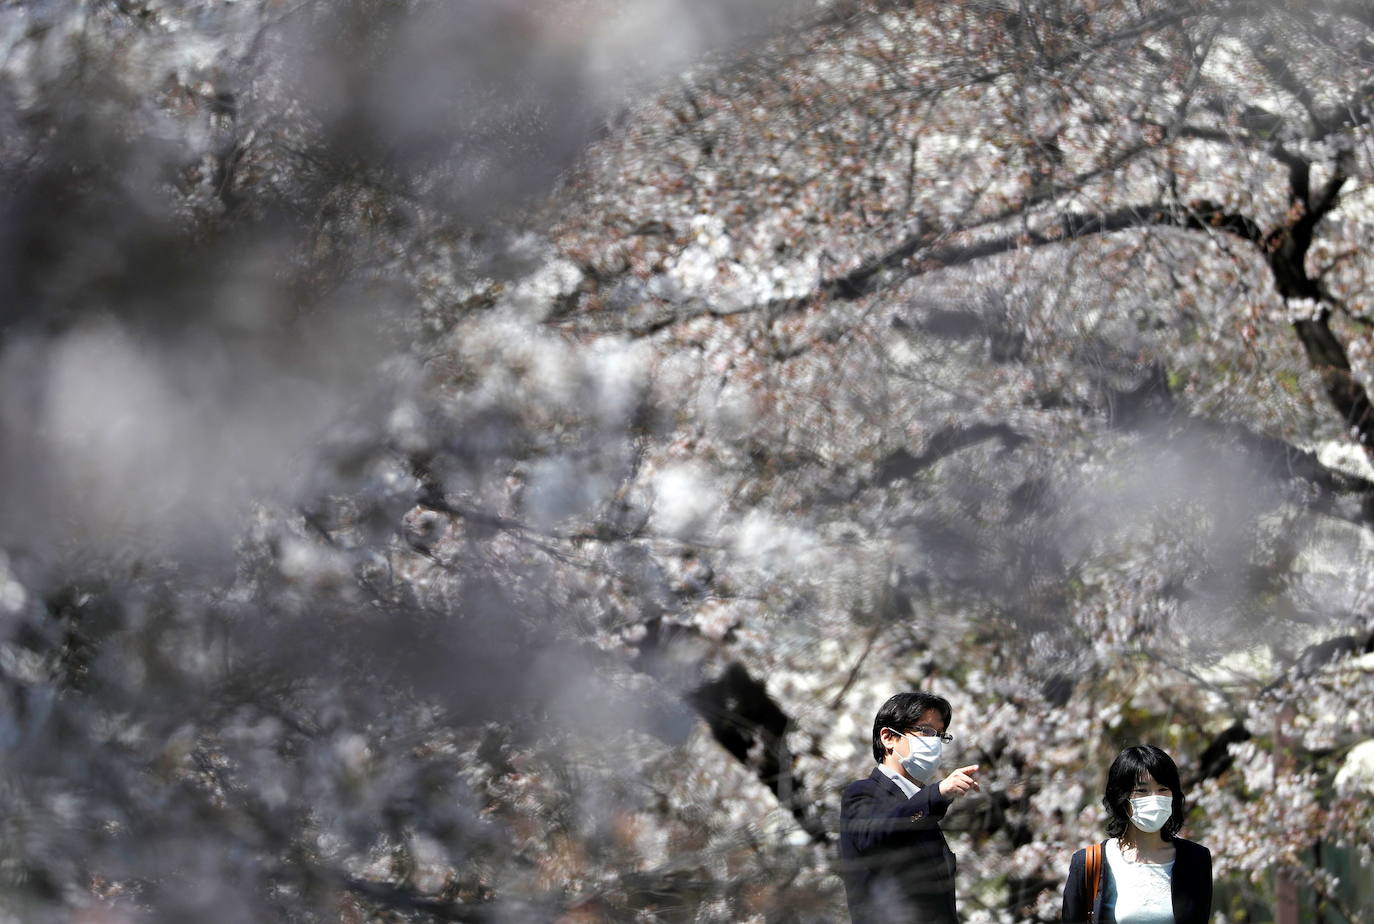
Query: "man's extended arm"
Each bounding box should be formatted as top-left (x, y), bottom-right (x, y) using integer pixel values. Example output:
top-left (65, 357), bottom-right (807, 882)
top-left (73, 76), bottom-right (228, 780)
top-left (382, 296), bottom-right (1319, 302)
top-left (839, 780), bottom-right (950, 855)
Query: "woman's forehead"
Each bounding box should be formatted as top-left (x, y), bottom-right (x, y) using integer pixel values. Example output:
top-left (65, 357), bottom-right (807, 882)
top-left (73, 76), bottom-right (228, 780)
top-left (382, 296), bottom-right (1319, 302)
top-left (1136, 771), bottom-right (1163, 786)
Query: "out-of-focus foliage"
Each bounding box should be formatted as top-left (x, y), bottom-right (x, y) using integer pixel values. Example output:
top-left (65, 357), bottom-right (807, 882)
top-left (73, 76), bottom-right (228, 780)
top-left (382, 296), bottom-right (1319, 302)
top-left (2, 0), bottom-right (1374, 922)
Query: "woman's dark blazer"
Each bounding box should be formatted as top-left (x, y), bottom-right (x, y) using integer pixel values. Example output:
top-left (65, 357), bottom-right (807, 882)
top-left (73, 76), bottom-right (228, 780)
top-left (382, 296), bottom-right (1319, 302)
top-left (1061, 837), bottom-right (1211, 924)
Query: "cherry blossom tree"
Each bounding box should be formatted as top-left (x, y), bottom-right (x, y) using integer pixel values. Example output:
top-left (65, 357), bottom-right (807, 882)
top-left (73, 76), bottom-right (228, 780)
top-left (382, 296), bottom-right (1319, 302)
top-left (547, 0), bottom-right (1374, 919)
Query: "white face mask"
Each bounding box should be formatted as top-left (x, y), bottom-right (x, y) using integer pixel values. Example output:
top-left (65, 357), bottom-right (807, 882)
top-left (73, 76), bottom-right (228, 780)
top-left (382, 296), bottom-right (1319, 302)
top-left (1129, 795), bottom-right (1173, 833)
top-left (889, 729), bottom-right (942, 783)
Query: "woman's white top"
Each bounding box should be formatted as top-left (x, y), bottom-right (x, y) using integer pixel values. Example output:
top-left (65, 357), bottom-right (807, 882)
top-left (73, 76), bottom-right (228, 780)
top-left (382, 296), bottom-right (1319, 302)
top-left (1103, 837), bottom-right (1175, 924)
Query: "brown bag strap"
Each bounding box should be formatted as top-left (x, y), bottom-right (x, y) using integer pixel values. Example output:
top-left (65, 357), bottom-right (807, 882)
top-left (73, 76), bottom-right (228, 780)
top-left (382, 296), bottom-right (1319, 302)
top-left (1084, 842), bottom-right (1104, 921)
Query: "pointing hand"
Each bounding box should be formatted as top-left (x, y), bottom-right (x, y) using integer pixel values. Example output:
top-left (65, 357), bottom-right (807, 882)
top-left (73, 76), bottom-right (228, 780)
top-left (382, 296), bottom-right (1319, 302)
top-left (938, 764), bottom-right (981, 800)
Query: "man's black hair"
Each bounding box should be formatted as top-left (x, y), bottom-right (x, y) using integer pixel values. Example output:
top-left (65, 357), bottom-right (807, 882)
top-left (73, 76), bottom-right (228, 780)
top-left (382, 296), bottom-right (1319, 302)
top-left (1102, 744), bottom-right (1186, 840)
top-left (870, 691), bottom-right (953, 763)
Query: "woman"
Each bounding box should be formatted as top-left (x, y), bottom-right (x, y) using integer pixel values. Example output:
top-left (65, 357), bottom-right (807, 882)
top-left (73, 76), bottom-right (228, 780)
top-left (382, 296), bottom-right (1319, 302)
top-left (1062, 745), bottom-right (1212, 923)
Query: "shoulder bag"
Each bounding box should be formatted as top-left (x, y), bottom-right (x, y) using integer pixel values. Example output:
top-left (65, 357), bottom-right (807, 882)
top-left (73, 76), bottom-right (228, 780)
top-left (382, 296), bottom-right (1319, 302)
top-left (1084, 842), bottom-right (1104, 923)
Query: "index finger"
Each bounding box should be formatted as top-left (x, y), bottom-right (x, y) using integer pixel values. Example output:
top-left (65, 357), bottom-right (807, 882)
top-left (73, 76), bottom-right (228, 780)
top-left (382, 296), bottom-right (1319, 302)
top-left (957, 764), bottom-right (980, 776)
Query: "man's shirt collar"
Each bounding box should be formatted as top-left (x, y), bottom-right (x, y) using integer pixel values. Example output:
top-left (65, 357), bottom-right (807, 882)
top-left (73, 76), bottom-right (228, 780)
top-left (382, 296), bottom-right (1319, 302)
top-left (877, 763), bottom-right (919, 799)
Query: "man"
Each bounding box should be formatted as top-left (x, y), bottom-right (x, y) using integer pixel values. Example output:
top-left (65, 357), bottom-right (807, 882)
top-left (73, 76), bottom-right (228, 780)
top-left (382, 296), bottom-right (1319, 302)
top-left (838, 691), bottom-right (981, 923)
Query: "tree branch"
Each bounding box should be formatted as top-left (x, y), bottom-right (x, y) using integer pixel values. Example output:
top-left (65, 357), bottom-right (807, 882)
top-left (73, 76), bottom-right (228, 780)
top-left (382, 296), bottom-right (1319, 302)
top-left (342, 875), bottom-right (525, 922)
top-left (1291, 314), bottom-right (1374, 451)
top-left (628, 618), bottom-right (831, 846)
top-left (1254, 32), bottom-right (1325, 135)
top-left (816, 200), bottom-right (1262, 304)
top-left (866, 424), bottom-right (1029, 490)
top-left (1102, 362), bottom-right (1374, 511)
top-left (686, 661), bottom-right (831, 844)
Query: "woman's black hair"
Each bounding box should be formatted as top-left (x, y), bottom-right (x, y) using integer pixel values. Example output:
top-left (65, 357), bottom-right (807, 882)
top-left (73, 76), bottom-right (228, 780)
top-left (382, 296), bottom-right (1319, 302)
top-left (870, 691), bottom-right (953, 763)
top-left (1103, 744), bottom-right (1187, 840)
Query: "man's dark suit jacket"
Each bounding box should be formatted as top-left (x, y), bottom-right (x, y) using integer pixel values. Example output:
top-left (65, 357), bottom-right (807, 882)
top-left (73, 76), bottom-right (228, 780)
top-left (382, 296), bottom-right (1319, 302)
top-left (838, 768), bottom-right (958, 924)
top-left (1061, 838), bottom-right (1212, 924)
